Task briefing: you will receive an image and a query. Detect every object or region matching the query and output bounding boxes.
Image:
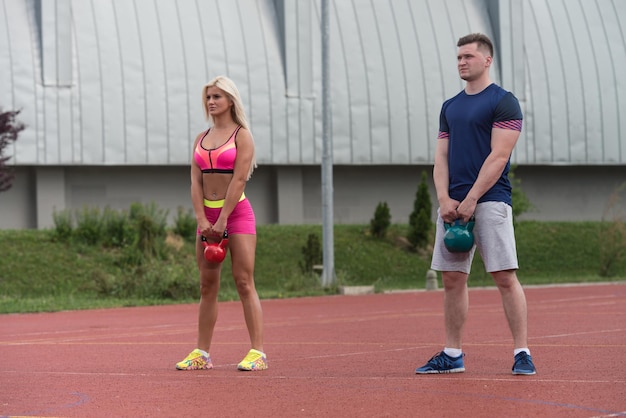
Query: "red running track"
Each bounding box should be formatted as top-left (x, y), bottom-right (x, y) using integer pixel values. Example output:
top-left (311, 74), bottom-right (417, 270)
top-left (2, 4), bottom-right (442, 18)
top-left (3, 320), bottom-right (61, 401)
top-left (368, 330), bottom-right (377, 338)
top-left (1, 283), bottom-right (625, 418)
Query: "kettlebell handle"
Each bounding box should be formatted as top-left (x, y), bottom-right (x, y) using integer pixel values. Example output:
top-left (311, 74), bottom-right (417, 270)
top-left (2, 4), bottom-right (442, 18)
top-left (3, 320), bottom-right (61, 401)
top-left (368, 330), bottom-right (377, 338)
top-left (201, 229), bottom-right (229, 263)
top-left (444, 215), bottom-right (475, 230)
top-left (201, 229), bottom-right (228, 242)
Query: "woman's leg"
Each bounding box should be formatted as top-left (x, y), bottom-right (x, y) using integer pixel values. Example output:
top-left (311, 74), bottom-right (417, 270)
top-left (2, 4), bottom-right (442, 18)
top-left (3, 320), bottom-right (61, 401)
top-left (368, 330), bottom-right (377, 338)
top-left (196, 235), bottom-right (222, 352)
top-left (228, 233), bottom-right (263, 351)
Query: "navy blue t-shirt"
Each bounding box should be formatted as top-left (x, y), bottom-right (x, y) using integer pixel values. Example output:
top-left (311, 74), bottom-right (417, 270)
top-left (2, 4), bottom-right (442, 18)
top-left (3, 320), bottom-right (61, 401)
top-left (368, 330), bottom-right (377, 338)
top-left (438, 83), bottom-right (523, 205)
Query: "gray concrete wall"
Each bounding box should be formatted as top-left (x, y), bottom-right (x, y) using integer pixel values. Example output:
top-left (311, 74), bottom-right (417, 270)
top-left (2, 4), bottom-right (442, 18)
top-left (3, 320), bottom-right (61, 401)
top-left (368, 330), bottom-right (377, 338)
top-left (1, 165), bottom-right (624, 230)
top-left (514, 165), bottom-right (626, 222)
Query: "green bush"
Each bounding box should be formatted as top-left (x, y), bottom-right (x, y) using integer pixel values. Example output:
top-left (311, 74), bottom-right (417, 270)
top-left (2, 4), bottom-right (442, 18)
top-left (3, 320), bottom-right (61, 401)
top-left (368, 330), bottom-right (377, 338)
top-left (173, 206), bottom-right (197, 242)
top-left (299, 233), bottom-right (322, 274)
top-left (102, 207), bottom-right (134, 248)
top-left (510, 165), bottom-right (533, 221)
top-left (370, 201), bottom-right (391, 238)
top-left (128, 202), bottom-right (169, 261)
top-left (74, 206), bottom-right (105, 246)
top-left (408, 171), bottom-right (433, 249)
top-left (599, 183), bottom-right (626, 277)
top-left (52, 202), bottom-right (171, 266)
top-left (52, 209), bottom-right (73, 242)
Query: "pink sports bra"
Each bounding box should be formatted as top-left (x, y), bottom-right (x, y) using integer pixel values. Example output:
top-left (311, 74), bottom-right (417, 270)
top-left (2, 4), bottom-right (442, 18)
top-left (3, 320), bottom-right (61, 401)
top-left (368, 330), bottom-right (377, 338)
top-left (194, 126), bottom-right (241, 174)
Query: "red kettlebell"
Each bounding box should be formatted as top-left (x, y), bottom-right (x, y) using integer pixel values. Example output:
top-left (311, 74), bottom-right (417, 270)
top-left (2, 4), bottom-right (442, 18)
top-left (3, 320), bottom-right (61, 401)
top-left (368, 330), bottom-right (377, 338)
top-left (201, 230), bottom-right (229, 263)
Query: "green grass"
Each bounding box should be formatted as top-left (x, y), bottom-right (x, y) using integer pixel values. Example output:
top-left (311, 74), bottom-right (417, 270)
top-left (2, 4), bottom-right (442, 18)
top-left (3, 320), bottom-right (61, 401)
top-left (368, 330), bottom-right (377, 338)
top-left (0, 222), bottom-right (624, 314)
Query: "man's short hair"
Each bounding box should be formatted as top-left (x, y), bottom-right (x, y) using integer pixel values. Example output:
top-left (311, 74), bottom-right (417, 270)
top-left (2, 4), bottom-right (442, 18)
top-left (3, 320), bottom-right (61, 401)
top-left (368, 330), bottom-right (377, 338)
top-left (457, 33), bottom-right (494, 57)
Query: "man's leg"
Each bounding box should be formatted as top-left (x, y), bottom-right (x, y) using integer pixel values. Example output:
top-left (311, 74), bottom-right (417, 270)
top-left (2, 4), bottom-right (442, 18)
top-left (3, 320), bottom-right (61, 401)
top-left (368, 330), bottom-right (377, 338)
top-left (415, 270), bottom-right (469, 374)
top-left (491, 269), bottom-right (528, 348)
top-left (492, 269), bottom-right (536, 374)
top-left (442, 270), bottom-right (470, 349)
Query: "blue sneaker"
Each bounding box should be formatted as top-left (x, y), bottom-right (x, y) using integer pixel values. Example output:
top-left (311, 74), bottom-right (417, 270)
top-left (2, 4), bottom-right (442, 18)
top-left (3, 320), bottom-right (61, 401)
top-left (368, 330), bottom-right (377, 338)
top-left (512, 351), bottom-right (536, 375)
top-left (415, 351), bottom-right (465, 374)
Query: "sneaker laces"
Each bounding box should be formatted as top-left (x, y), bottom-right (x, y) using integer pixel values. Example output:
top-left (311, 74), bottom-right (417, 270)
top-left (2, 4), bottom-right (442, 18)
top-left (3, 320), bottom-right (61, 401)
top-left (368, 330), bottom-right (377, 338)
top-left (183, 350), bottom-right (205, 362)
top-left (242, 350), bottom-right (264, 363)
top-left (428, 352), bottom-right (457, 368)
top-left (515, 352), bottom-right (532, 365)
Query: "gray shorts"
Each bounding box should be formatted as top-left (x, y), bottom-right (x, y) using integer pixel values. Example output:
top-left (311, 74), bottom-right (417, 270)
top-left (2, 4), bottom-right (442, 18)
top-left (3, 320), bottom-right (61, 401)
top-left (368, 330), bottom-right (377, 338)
top-left (430, 201), bottom-right (519, 274)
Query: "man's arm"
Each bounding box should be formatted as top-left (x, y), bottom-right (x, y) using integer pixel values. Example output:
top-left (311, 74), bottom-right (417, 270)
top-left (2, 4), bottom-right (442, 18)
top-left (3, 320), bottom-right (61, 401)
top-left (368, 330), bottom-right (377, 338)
top-left (433, 137), bottom-right (460, 224)
top-left (456, 127), bottom-right (520, 221)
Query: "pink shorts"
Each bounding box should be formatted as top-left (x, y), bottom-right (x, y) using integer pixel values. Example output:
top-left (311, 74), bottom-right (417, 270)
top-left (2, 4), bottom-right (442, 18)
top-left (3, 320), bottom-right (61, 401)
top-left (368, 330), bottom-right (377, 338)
top-left (197, 197), bottom-right (256, 235)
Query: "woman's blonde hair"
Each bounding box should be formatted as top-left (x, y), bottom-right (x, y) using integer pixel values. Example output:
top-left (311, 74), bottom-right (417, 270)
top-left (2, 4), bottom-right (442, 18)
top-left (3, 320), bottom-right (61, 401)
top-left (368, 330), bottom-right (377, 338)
top-left (201, 75), bottom-right (256, 179)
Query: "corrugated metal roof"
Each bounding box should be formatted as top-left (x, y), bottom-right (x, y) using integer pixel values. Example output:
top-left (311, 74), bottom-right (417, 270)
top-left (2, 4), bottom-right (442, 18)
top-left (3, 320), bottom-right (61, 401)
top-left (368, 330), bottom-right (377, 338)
top-left (520, 0), bottom-right (625, 164)
top-left (1, 0), bottom-right (288, 165)
top-left (1, 0), bottom-right (624, 166)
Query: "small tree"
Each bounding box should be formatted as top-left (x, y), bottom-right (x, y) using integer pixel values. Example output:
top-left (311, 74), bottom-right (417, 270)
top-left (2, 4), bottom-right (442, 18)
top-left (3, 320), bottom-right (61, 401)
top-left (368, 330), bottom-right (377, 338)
top-left (408, 171), bottom-right (433, 249)
top-left (0, 108), bottom-right (25, 192)
top-left (299, 233), bottom-right (322, 274)
top-left (599, 183), bottom-right (626, 277)
top-left (510, 165), bottom-right (533, 222)
top-left (370, 201), bottom-right (391, 238)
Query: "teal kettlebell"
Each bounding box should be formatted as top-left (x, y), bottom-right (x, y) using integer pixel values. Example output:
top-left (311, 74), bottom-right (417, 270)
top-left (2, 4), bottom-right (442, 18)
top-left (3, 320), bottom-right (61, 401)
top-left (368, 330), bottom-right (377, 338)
top-left (443, 216), bottom-right (475, 253)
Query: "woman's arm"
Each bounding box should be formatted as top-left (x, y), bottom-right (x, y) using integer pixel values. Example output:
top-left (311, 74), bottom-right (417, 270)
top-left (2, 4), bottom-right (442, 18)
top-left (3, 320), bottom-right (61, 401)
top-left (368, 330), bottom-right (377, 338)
top-left (190, 133), bottom-right (212, 236)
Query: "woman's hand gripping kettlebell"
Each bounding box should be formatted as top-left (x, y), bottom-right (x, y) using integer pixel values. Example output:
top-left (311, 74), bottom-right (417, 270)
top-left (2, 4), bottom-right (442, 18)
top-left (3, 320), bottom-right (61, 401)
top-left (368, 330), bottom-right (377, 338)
top-left (201, 230), bottom-right (229, 263)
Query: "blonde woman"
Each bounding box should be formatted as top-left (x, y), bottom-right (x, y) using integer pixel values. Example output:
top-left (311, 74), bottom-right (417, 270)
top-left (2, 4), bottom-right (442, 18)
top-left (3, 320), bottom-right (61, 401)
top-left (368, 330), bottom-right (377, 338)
top-left (176, 76), bottom-right (266, 371)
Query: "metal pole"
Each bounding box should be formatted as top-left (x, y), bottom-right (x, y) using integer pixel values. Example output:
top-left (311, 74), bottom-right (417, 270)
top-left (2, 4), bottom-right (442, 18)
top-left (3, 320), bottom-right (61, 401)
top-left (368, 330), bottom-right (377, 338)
top-left (320, 0), bottom-right (335, 286)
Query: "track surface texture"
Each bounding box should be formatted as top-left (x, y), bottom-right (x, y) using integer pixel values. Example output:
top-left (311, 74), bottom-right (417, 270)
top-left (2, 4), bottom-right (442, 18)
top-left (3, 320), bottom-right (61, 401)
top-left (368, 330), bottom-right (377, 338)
top-left (1, 283), bottom-right (625, 417)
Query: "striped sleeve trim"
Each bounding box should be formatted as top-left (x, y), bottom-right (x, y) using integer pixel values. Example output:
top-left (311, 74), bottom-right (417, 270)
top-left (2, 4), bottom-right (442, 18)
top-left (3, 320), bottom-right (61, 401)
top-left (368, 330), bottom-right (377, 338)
top-left (437, 131), bottom-right (449, 139)
top-left (493, 119), bottom-right (523, 131)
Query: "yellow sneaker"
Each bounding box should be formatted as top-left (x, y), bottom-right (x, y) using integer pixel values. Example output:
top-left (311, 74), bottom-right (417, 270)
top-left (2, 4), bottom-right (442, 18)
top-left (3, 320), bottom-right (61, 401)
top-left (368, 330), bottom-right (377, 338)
top-left (175, 349), bottom-right (213, 370)
top-left (237, 349), bottom-right (268, 371)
